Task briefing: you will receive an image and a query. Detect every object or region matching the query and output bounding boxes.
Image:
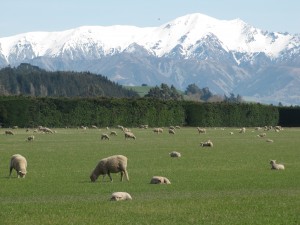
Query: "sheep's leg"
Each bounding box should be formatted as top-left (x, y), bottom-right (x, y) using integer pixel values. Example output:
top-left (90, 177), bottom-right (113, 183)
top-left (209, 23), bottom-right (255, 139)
top-left (124, 170), bottom-right (129, 181)
top-left (120, 171), bottom-right (123, 181)
top-left (108, 172), bottom-right (113, 182)
top-left (9, 166), bottom-right (13, 177)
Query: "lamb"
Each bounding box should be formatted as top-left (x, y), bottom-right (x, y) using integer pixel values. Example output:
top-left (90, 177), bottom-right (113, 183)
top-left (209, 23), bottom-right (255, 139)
top-left (169, 151), bottom-right (181, 157)
top-left (5, 130), bottom-right (14, 135)
top-left (270, 160), bottom-right (285, 170)
top-left (110, 192), bottom-right (132, 201)
top-left (150, 176), bottom-right (171, 184)
top-left (124, 132), bottom-right (136, 140)
top-left (200, 140), bottom-right (213, 147)
top-left (90, 155), bottom-right (129, 182)
top-left (101, 134), bottom-right (110, 140)
top-left (9, 154), bottom-right (27, 178)
top-left (27, 135), bottom-right (34, 141)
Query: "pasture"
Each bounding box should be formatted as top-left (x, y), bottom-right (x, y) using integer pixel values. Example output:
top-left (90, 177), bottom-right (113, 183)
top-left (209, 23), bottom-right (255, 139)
top-left (0, 127), bottom-right (299, 225)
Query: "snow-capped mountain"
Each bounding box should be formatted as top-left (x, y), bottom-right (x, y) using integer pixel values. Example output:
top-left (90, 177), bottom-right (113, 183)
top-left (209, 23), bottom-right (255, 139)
top-left (0, 13), bottom-right (299, 105)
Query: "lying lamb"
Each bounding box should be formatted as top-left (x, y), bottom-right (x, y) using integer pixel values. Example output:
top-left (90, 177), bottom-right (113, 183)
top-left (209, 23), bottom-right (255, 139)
top-left (90, 155), bottom-right (129, 182)
top-left (110, 192), bottom-right (132, 201)
top-left (150, 176), bottom-right (171, 184)
top-left (9, 154), bottom-right (27, 178)
top-left (270, 160), bottom-right (285, 170)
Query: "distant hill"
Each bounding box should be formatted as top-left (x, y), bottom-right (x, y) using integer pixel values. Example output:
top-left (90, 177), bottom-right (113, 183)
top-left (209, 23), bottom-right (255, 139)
top-left (0, 64), bottom-right (138, 98)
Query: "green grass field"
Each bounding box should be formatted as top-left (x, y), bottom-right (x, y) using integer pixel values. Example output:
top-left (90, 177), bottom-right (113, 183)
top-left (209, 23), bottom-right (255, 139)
top-left (0, 127), bottom-right (299, 225)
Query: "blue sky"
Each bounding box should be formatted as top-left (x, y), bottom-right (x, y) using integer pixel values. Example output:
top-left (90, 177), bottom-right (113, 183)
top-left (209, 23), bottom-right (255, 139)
top-left (0, 0), bottom-right (299, 37)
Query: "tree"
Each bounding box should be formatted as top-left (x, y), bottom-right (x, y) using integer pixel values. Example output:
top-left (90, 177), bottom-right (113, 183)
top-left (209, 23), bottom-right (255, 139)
top-left (145, 83), bottom-right (183, 100)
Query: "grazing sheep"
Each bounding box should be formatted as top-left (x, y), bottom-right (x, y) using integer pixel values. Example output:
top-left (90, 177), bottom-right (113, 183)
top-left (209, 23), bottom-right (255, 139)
top-left (9, 154), bottom-right (27, 178)
top-left (124, 132), bottom-right (136, 140)
top-left (197, 127), bottom-right (206, 134)
top-left (110, 131), bottom-right (117, 136)
top-left (90, 155), bottom-right (129, 182)
top-left (27, 135), bottom-right (34, 141)
top-left (150, 176), bottom-right (171, 184)
top-left (169, 151), bottom-right (181, 157)
top-left (38, 126), bottom-right (54, 134)
top-left (270, 160), bottom-right (285, 170)
top-left (91, 125), bottom-right (98, 129)
top-left (229, 132), bottom-right (234, 135)
top-left (169, 129), bottom-right (175, 134)
top-left (169, 126), bottom-right (175, 130)
top-left (5, 130), bottom-right (14, 135)
top-left (175, 126), bottom-right (181, 129)
top-left (257, 133), bottom-right (267, 138)
top-left (266, 139), bottom-right (274, 143)
top-left (110, 192), bottom-right (132, 201)
top-left (239, 127), bottom-right (246, 133)
top-left (153, 128), bottom-right (163, 134)
top-left (101, 134), bottom-right (110, 140)
top-left (200, 140), bottom-right (213, 147)
top-left (139, 124), bottom-right (148, 129)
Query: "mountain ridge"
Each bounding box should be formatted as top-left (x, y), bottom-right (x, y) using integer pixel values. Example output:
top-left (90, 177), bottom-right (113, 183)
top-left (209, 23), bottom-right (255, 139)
top-left (0, 13), bottom-right (299, 105)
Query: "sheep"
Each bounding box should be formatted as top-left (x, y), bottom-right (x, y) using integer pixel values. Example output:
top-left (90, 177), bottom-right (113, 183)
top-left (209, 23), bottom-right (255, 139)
top-left (153, 128), bottom-right (163, 134)
top-left (175, 126), bottom-right (181, 129)
top-left (270, 160), bottom-right (285, 170)
top-left (91, 125), bottom-right (98, 129)
top-left (239, 127), bottom-right (246, 133)
top-left (27, 135), bottom-right (34, 141)
top-left (124, 132), bottom-right (136, 140)
top-left (5, 130), bottom-right (14, 135)
top-left (150, 176), bottom-right (171, 184)
top-left (90, 155), bottom-right (129, 182)
top-left (110, 131), bottom-right (117, 136)
top-left (9, 154), bottom-right (27, 178)
top-left (169, 151), bottom-right (181, 157)
top-left (257, 133), bottom-right (267, 138)
top-left (101, 134), bottom-right (110, 140)
top-left (266, 139), bottom-right (274, 143)
top-left (200, 140), bottom-right (213, 147)
top-left (229, 132), bottom-right (234, 135)
top-left (169, 126), bottom-right (175, 130)
top-left (110, 192), bottom-right (132, 201)
top-left (197, 127), bottom-right (206, 134)
top-left (38, 126), bottom-right (54, 134)
top-left (139, 124), bottom-right (148, 129)
top-left (169, 129), bottom-right (175, 134)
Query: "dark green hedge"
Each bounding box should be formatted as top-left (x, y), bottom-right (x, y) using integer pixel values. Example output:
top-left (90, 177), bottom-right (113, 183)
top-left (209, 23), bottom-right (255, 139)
top-left (0, 96), bottom-right (282, 128)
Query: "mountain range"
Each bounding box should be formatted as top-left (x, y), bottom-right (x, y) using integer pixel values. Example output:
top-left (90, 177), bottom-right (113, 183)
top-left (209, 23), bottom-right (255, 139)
top-left (0, 13), bottom-right (299, 105)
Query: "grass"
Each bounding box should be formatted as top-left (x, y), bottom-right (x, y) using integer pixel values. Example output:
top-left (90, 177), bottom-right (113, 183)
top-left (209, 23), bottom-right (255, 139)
top-left (0, 127), bottom-right (299, 225)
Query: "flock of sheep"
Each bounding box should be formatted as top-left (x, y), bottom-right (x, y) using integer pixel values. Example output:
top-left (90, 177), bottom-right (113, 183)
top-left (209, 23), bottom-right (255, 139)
top-left (4, 124), bottom-right (286, 201)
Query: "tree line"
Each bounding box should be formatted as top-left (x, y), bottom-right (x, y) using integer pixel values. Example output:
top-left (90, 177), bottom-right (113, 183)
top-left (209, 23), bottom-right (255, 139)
top-left (0, 96), bottom-right (286, 128)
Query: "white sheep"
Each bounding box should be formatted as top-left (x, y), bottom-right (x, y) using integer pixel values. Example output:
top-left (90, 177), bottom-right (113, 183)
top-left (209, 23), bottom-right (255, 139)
top-left (27, 135), bottom-right (34, 141)
top-left (91, 125), bottom-right (98, 129)
top-left (270, 160), bottom-right (285, 170)
top-left (110, 192), bottom-right (132, 201)
top-left (110, 131), bottom-right (117, 136)
top-left (153, 128), bottom-right (163, 134)
top-left (150, 176), bottom-right (171, 184)
top-left (124, 132), bottom-right (136, 140)
top-left (266, 139), bottom-right (274, 143)
top-left (5, 130), bottom-right (14, 135)
top-left (197, 127), bottom-right (206, 134)
top-left (9, 154), bottom-right (27, 178)
top-left (175, 126), bottom-right (181, 129)
top-left (169, 129), bottom-right (175, 134)
top-left (101, 134), bottom-right (110, 140)
top-left (229, 132), bottom-right (234, 135)
top-left (239, 127), bottom-right (246, 133)
top-left (257, 133), bottom-right (267, 138)
top-left (90, 155), bottom-right (129, 182)
top-left (169, 151), bottom-right (181, 157)
top-left (200, 140), bottom-right (213, 147)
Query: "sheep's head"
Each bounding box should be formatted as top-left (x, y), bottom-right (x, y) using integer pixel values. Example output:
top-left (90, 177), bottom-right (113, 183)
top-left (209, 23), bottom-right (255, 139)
top-left (18, 171), bottom-right (26, 178)
top-left (270, 160), bottom-right (276, 165)
top-left (90, 174), bottom-right (97, 182)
